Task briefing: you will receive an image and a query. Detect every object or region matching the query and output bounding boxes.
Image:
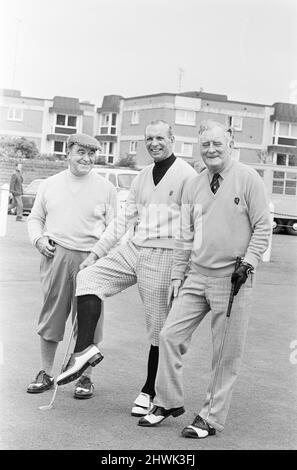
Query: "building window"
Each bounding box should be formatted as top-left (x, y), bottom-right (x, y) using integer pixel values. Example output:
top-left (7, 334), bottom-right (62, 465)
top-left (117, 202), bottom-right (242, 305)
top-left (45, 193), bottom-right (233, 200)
top-left (54, 141), bottom-right (66, 154)
top-left (291, 124), bottom-right (297, 137)
top-left (174, 142), bottom-right (193, 157)
top-left (56, 114), bottom-right (65, 126)
top-left (228, 116), bottom-right (243, 131)
top-left (67, 115), bottom-right (77, 127)
top-left (100, 113), bottom-right (117, 135)
top-left (7, 107), bottom-right (23, 121)
top-left (276, 153), bottom-right (297, 167)
top-left (131, 111), bottom-right (139, 124)
top-left (111, 113), bottom-right (117, 134)
top-left (274, 122), bottom-right (297, 146)
top-left (175, 109), bottom-right (196, 126)
top-left (56, 114), bottom-right (77, 128)
top-left (129, 141), bottom-right (137, 154)
top-left (279, 122), bottom-right (290, 136)
top-left (272, 171), bottom-right (297, 196)
top-left (101, 141), bottom-right (115, 164)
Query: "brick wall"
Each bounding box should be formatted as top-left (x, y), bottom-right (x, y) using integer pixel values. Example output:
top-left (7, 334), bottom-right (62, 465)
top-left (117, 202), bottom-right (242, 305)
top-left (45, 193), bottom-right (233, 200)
top-left (0, 158), bottom-right (68, 187)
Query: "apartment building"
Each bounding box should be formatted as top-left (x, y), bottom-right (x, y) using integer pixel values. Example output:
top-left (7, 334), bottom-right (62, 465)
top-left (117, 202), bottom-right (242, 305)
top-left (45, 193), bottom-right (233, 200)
top-left (0, 89), bottom-right (97, 157)
top-left (115, 90), bottom-right (275, 168)
top-left (1, 87), bottom-right (296, 232)
top-left (2, 88), bottom-right (297, 175)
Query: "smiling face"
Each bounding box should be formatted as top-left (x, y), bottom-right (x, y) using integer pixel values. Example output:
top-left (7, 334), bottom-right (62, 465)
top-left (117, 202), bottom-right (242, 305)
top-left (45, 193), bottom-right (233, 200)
top-left (67, 144), bottom-right (96, 177)
top-left (145, 122), bottom-right (175, 162)
top-left (199, 125), bottom-right (233, 174)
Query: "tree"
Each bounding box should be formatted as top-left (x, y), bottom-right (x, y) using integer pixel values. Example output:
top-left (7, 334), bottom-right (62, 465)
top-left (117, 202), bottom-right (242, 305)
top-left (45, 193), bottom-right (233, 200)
top-left (0, 136), bottom-right (40, 159)
top-left (14, 137), bottom-right (40, 159)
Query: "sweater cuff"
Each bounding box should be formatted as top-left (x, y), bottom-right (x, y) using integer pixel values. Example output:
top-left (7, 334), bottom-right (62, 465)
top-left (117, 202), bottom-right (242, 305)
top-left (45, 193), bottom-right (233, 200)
top-left (243, 253), bottom-right (258, 270)
top-left (33, 235), bottom-right (43, 247)
top-left (171, 269), bottom-right (187, 281)
top-left (91, 244), bottom-right (108, 259)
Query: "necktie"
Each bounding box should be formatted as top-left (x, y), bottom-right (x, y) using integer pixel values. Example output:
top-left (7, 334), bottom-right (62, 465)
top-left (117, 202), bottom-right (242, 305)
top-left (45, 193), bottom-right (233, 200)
top-left (210, 173), bottom-right (220, 194)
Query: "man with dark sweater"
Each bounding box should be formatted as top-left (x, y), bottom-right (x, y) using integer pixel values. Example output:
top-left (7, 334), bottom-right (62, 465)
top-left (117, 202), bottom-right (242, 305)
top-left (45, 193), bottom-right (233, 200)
top-left (9, 162), bottom-right (24, 221)
top-left (138, 120), bottom-right (271, 438)
top-left (56, 120), bottom-right (196, 417)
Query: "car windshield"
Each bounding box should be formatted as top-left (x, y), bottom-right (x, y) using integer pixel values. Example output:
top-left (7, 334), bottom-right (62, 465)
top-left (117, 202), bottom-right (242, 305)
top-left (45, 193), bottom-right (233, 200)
top-left (118, 174), bottom-right (137, 189)
top-left (25, 180), bottom-right (43, 194)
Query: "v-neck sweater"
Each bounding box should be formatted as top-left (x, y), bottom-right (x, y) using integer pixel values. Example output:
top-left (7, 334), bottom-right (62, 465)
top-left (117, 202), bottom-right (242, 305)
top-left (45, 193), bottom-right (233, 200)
top-left (92, 158), bottom-right (196, 257)
top-left (27, 169), bottom-right (117, 251)
top-left (171, 160), bottom-right (271, 278)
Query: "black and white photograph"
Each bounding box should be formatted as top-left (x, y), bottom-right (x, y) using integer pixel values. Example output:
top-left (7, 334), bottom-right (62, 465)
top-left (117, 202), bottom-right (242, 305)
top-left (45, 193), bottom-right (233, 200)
top-left (0, 0), bottom-right (296, 457)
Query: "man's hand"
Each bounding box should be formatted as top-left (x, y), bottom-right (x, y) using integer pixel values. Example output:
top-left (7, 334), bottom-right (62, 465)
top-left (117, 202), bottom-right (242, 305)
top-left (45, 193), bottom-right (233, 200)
top-left (79, 252), bottom-right (98, 271)
top-left (231, 264), bottom-right (250, 296)
top-left (167, 279), bottom-right (182, 307)
top-left (36, 237), bottom-right (56, 258)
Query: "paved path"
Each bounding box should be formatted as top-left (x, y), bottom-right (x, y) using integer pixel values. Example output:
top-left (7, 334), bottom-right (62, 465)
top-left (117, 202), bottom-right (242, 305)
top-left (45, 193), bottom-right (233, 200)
top-left (0, 216), bottom-right (296, 450)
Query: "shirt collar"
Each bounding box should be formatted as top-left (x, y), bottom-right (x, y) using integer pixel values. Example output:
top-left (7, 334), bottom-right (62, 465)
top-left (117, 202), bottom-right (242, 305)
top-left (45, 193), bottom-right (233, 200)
top-left (207, 159), bottom-right (234, 182)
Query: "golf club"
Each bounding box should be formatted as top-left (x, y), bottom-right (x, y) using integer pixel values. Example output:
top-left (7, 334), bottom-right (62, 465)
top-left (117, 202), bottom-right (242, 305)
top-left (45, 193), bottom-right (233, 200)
top-left (39, 309), bottom-right (78, 411)
top-left (206, 256), bottom-right (241, 421)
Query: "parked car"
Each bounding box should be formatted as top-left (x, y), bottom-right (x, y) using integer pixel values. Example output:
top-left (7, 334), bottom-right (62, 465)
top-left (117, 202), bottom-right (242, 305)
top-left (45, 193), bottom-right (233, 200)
top-left (8, 178), bottom-right (45, 216)
top-left (94, 168), bottom-right (139, 209)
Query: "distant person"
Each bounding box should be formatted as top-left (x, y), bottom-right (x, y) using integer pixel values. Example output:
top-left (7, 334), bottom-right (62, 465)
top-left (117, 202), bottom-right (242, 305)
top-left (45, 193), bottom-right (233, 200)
top-left (9, 162), bottom-right (24, 221)
top-left (55, 120), bottom-right (197, 419)
top-left (138, 120), bottom-right (271, 439)
top-left (27, 133), bottom-right (117, 399)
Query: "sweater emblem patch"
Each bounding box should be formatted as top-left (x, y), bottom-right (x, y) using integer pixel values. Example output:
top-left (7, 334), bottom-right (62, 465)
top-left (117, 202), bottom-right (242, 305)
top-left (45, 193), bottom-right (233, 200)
top-left (169, 190), bottom-right (174, 196)
top-left (234, 197), bottom-right (240, 205)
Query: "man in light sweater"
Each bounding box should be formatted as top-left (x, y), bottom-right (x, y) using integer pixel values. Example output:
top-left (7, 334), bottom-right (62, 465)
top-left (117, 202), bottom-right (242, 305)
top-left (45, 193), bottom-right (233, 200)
top-left (138, 120), bottom-right (271, 437)
top-left (56, 120), bottom-right (197, 417)
top-left (27, 133), bottom-right (117, 399)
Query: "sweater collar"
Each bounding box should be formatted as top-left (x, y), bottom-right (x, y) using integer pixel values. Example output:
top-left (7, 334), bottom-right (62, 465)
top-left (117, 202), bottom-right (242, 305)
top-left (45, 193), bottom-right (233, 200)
top-left (153, 153), bottom-right (176, 170)
top-left (66, 168), bottom-right (93, 181)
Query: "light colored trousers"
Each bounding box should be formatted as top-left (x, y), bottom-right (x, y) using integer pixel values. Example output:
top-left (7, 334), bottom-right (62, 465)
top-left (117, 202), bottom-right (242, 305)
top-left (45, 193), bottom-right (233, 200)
top-left (155, 271), bottom-right (254, 431)
top-left (38, 244), bottom-right (104, 343)
top-left (10, 195), bottom-right (23, 217)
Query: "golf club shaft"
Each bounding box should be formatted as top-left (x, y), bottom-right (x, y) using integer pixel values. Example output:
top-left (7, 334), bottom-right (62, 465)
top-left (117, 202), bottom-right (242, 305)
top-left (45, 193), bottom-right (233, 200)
top-left (39, 308), bottom-right (78, 410)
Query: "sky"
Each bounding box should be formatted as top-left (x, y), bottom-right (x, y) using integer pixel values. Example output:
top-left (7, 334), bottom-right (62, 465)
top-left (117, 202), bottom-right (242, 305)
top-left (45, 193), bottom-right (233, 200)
top-left (0, 0), bottom-right (296, 106)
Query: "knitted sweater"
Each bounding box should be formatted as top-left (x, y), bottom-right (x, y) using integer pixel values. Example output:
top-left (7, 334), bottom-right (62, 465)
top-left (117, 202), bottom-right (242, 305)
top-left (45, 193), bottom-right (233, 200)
top-left (27, 169), bottom-right (117, 252)
top-left (92, 158), bottom-right (196, 257)
top-left (171, 161), bottom-right (271, 279)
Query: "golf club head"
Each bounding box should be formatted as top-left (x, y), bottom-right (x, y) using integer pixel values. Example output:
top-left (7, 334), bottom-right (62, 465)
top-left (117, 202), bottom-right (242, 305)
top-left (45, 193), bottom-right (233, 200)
top-left (39, 404), bottom-right (54, 411)
top-left (38, 385), bottom-right (58, 411)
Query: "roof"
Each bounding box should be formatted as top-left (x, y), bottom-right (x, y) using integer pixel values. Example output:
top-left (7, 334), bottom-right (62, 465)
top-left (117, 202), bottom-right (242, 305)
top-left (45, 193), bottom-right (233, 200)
top-left (272, 102), bottom-right (297, 123)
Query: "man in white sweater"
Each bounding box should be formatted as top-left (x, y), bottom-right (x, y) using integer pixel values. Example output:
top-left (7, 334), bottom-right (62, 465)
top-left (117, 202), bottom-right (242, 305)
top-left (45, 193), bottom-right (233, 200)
top-left (138, 120), bottom-right (271, 438)
top-left (27, 133), bottom-right (117, 399)
top-left (56, 120), bottom-right (196, 417)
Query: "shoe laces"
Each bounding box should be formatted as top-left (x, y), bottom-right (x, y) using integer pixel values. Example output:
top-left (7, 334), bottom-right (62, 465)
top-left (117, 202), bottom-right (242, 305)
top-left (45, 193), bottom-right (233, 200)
top-left (192, 415), bottom-right (210, 430)
top-left (35, 370), bottom-right (52, 383)
top-left (76, 376), bottom-right (92, 387)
